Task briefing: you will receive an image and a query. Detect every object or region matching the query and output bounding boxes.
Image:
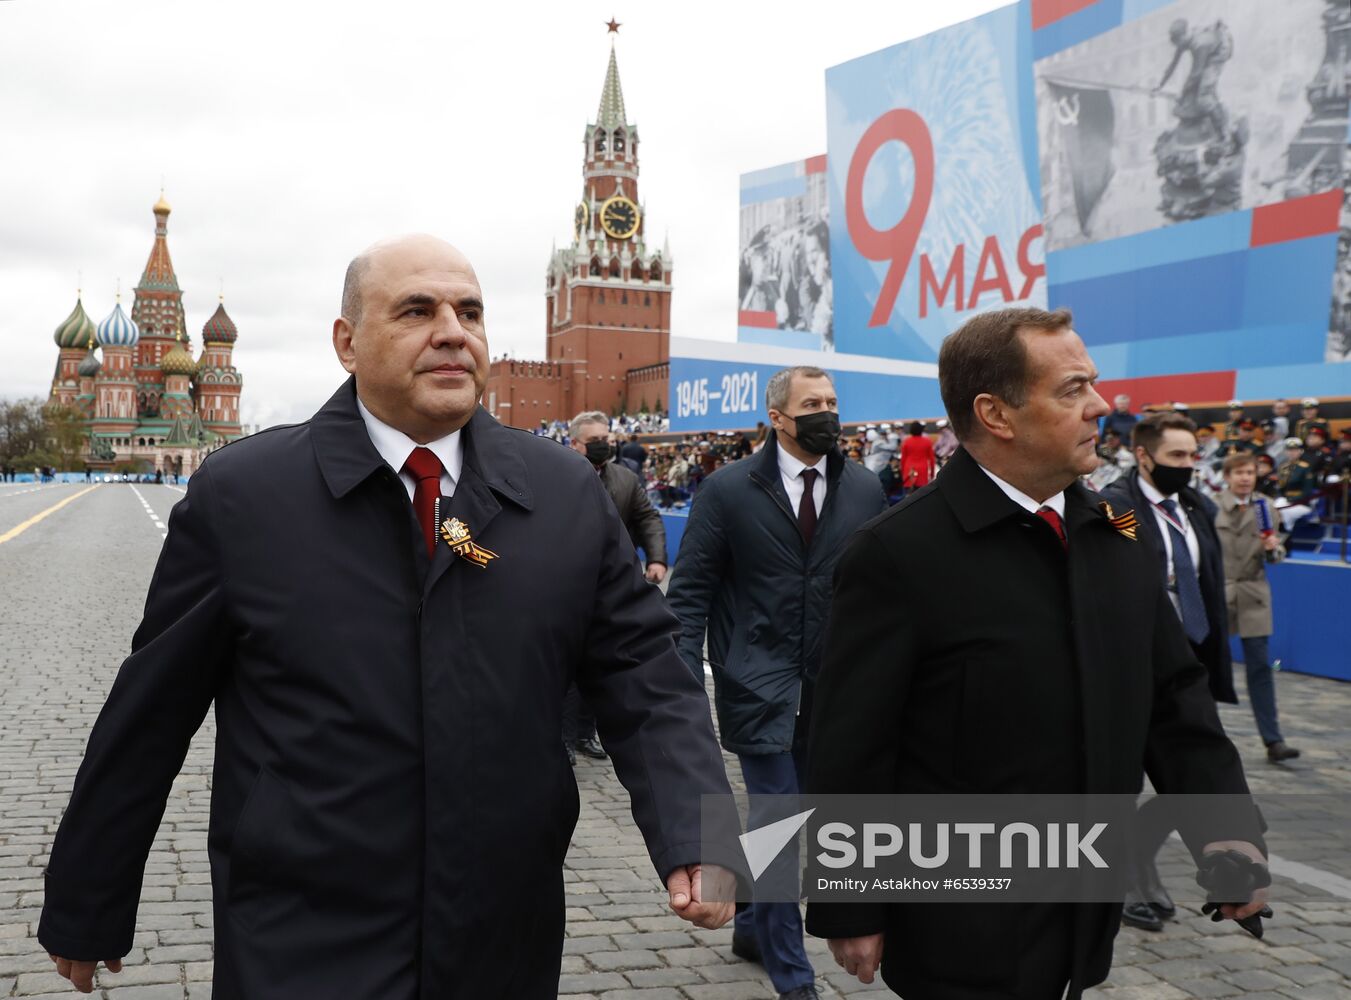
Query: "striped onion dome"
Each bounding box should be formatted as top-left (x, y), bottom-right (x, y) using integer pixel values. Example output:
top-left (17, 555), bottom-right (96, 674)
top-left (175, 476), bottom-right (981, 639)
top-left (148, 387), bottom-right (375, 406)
top-left (202, 301), bottom-right (237, 344)
top-left (53, 297), bottom-right (96, 348)
top-left (96, 301), bottom-right (139, 347)
top-left (77, 345), bottom-right (102, 378)
top-left (160, 340), bottom-right (196, 376)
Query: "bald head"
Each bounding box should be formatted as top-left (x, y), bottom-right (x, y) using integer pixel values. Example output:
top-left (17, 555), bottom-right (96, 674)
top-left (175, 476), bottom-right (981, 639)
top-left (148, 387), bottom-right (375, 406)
top-left (341, 234), bottom-right (477, 325)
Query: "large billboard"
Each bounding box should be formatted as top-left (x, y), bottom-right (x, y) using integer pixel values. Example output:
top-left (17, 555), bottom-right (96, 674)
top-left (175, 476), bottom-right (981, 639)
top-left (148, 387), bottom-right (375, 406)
top-left (1034, 0), bottom-right (1351, 401)
top-left (826, 2), bottom-right (1047, 362)
top-left (670, 0), bottom-right (1351, 432)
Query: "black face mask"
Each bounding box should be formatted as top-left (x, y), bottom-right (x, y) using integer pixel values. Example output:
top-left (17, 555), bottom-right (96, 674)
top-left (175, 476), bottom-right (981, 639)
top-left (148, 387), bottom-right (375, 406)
top-left (784, 410), bottom-right (841, 456)
top-left (1147, 458), bottom-right (1193, 496)
top-left (584, 440), bottom-right (612, 466)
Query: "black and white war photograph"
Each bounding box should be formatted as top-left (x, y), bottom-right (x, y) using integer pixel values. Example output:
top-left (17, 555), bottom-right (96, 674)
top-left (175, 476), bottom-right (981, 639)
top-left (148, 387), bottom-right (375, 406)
top-left (737, 165), bottom-right (834, 349)
top-left (1034, 0), bottom-right (1350, 252)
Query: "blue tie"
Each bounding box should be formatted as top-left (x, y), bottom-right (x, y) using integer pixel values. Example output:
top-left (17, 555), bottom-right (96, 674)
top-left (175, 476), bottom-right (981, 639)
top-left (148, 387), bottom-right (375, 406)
top-left (1160, 499), bottom-right (1209, 644)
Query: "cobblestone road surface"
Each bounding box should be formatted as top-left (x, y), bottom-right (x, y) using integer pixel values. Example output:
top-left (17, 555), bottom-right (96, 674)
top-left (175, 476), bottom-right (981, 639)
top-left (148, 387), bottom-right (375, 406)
top-left (0, 482), bottom-right (1347, 998)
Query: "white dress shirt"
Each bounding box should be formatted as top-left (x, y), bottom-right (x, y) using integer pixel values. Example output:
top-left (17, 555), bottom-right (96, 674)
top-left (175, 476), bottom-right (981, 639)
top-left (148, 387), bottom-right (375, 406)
top-left (357, 396), bottom-right (463, 501)
top-left (1139, 474), bottom-right (1201, 617)
top-left (778, 445), bottom-right (827, 517)
top-left (977, 464), bottom-right (1066, 520)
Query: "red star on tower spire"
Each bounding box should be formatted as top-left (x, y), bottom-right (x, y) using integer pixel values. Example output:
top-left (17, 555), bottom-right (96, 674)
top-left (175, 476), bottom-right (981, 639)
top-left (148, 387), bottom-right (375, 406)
top-left (606, 17), bottom-right (621, 33)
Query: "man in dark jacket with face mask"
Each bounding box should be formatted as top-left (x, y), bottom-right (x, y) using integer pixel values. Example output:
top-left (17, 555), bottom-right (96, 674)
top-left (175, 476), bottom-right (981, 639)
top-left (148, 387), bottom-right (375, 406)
top-left (563, 410), bottom-right (668, 762)
top-left (667, 366), bottom-right (885, 1000)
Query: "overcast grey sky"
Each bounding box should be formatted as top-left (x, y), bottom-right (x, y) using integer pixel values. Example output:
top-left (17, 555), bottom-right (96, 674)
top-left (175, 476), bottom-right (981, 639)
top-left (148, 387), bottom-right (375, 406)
top-left (1, 0), bottom-right (1005, 428)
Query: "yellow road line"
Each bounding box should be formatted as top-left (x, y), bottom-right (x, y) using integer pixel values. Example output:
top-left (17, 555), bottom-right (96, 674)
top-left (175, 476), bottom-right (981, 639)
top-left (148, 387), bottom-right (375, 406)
top-left (0, 485), bottom-right (99, 545)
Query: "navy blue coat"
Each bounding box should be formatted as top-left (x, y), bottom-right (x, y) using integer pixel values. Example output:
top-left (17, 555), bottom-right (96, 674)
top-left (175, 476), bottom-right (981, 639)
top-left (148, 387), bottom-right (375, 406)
top-left (667, 434), bottom-right (886, 755)
top-left (39, 378), bottom-right (735, 1000)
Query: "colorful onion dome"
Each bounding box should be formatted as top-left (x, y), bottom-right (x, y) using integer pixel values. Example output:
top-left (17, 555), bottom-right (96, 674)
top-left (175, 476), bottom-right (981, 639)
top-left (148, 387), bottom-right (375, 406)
top-left (53, 296), bottom-right (96, 348)
top-left (96, 300), bottom-right (140, 347)
top-left (160, 339), bottom-right (196, 376)
top-left (202, 300), bottom-right (237, 344)
top-left (77, 345), bottom-right (101, 378)
top-left (154, 192), bottom-right (172, 216)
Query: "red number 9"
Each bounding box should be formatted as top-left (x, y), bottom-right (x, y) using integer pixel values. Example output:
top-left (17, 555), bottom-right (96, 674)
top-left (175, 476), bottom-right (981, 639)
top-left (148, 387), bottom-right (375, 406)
top-left (845, 109), bottom-right (935, 328)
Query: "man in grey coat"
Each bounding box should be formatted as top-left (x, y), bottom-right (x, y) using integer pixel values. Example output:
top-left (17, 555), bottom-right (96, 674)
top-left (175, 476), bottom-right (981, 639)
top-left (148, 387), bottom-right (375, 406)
top-left (667, 366), bottom-right (885, 1000)
top-left (1214, 450), bottom-right (1300, 762)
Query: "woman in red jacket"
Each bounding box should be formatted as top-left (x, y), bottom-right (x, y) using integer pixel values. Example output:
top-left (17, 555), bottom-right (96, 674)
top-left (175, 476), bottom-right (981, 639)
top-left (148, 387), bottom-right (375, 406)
top-left (899, 420), bottom-right (936, 493)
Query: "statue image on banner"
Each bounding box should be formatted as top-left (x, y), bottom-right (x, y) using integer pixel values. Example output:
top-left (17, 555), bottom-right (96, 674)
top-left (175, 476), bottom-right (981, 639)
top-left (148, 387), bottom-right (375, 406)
top-left (1035, 0), bottom-right (1339, 251)
top-left (1152, 18), bottom-right (1246, 221)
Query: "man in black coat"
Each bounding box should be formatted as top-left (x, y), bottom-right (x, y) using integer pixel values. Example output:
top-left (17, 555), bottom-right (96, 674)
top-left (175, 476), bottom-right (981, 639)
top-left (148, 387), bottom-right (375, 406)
top-left (668, 366), bottom-right (886, 1000)
top-left (1100, 410), bottom-right (1242, 930)
top-left (563, 409), bottom-right (668, 761)
top-left (808, 308), bottom-right (1267, 1000)
top-left (40, 235), bottom-right (735, 998)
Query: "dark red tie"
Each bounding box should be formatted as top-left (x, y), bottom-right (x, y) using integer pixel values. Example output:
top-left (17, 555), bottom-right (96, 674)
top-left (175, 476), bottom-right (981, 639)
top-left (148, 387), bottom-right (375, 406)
top-left (402, 447), bottom-right (444, 557)
top-left (798, 468), bottom-right (819, 545)
top-left (1036, 505), bottom-right (1067, 549)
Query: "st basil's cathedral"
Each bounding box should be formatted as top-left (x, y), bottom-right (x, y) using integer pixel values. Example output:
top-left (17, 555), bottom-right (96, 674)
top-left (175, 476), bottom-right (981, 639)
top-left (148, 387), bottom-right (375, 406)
top-left (47, 193), bottom-right (244, 476)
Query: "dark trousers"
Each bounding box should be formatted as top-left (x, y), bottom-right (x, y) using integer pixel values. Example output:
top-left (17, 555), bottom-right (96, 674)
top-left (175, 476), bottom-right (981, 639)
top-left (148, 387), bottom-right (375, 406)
top-left (561, 682), bottom-right (595, 746)
top-left (1240, 635), bottom-right (1284, 746)
top-left (735, 746), bottom-right (814, 994)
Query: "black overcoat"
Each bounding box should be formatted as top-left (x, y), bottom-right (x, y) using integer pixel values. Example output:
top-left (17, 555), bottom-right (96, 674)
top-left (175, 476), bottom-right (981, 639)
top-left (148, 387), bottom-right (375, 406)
top-left (667, 434), bottom-right (886, 754)
top-left (39, 379), bottom-right (735, 1000)
top-left (805, 448), bottom-right (1261, 1000)
top-left (1099, 470), bottom-right (1235, 704)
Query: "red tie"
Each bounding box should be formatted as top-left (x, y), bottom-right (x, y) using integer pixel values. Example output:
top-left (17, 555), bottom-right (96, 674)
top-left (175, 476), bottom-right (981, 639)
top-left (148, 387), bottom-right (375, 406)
top-left (402, 447), bottom-right (444, 557)
top-left (1036, 506), bottom-right (1067, 549)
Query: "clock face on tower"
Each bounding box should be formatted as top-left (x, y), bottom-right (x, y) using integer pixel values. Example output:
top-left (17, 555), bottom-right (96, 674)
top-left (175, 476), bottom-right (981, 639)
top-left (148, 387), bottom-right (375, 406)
top-left (599, 195), bottom-right (640, 240)
top-left (575, 201), bottom-right (589, 237)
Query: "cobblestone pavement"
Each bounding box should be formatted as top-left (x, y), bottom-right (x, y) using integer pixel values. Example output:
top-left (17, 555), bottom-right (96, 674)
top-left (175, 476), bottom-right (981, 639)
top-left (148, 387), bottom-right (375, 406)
top-left (0, 482), bottom-right (1347, 998)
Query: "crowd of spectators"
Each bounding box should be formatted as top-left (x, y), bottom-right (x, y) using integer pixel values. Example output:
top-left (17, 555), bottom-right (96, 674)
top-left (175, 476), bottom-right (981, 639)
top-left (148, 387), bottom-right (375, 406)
top-left (529, 395), bottom-right (1348, 529)
top-left (1090, 394), bottom-right (1349, 533)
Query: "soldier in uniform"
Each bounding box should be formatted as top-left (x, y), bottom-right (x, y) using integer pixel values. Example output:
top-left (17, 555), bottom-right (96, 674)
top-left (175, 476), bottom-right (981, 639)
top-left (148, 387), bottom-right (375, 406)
top-left (1294, 397), bottom-right (1330, 442)
top-left (1215, 420), bottom-right (1262, 465)
top-left (1278, 438), bottom-right (1317, 505)
top-left (1331, 428), bottom-right (1351, 479)
top-left (1301, 426), bottom-right (1334, 480)
top-left (1255, 453), bottom-right (1281, 499)
top-left (1221, 400), bottom-right (1245, 441)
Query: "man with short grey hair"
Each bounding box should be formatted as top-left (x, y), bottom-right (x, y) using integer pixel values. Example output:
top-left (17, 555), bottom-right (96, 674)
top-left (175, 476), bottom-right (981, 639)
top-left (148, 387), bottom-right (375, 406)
top-left (41, 234), bottom-right (734, 999)
top-left (669, 365), bottom-right (884, 1000)
top-left (563, 409), bottom-right (668, 762)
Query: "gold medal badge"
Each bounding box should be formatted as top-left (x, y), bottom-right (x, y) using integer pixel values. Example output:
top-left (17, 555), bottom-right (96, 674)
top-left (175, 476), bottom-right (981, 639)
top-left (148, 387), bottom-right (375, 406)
top-left (1099, 500), bottom-right (1138, 541)
top-left (440, 516), bottom-right (499, 569)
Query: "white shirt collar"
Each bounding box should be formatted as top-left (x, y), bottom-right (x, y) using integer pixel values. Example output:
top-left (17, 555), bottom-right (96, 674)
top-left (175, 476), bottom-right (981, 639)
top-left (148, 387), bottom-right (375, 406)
top-left (777, 443), bottom-right (826, 482)
top-left (977, 463), bottom-right (1066, 519)
top-left (1138, 475), bottom-right (1174, 507)
top-left (356, 396), bottom-right (463, 486)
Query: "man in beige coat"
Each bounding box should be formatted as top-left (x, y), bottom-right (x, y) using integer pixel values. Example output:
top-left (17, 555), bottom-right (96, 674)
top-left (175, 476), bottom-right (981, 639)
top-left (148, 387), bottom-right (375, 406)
top-left (1215, 452), bottom-right (1301, 762)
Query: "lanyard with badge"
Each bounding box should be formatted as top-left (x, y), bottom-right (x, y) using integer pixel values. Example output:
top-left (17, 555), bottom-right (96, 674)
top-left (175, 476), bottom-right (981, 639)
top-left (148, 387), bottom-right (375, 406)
top-left (1152, 500), bottom-right (1188, 591)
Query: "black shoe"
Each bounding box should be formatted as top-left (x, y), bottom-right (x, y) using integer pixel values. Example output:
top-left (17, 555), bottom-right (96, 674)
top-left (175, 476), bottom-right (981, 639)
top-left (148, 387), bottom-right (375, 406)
top-left (730, 932), bottom-right (762, 965)
top-left (778, 987), bottom-right (820, 1000)
top-left (1121, 897), bottom-right (1163, 932)
top-left (1267, 741), bottom-right (1300, 762)
top-left (1137, 859), bottom-right (1175, 920)
top-left (564, 743), bottom-right (576, 766)
top-left (576, 736), bottom-right (608, 760)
